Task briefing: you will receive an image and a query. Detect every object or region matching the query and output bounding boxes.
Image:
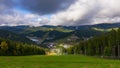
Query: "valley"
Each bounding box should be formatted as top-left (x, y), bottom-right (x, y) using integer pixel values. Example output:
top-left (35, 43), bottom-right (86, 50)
top-left (0, 0), bottom-right (120, 68)
top-left (0, 23), bottom-right (120, 56)
top-left (1, 23), bottom-right (119, 48)
top-left (0, 23), bottom-right (120, 68)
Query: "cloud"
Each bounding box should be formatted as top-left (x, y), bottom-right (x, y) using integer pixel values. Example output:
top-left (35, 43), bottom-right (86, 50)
top-left (18, 0), bottom-right (76, 15)
top-left (0, 10), bottom-right (45, 26)
top-left (0, 0), bottom-right (14, 12)
top-left (0, 0), bottom-right (120, 26)
top-left (0, 0), bottom-right (45, 26)
top-left (46, 0), bottom-right (120, 26)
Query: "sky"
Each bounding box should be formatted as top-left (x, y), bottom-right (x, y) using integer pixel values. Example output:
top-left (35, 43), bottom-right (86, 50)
top-left (0, 0), bottom-right (120, 26)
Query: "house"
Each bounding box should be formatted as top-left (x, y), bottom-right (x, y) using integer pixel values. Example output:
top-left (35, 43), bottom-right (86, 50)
top-left (46, 48), bottom-right (63, 55)
top-left (46, 44), bottom-right (72, 55)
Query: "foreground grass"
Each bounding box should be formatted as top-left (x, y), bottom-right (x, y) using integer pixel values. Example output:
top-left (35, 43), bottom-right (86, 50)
top-left (0, 55), bottom-right (120, 68)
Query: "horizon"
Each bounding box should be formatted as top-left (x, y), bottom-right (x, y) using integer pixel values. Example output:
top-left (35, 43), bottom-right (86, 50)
top-left (0, 22), bottom-right (120, 27)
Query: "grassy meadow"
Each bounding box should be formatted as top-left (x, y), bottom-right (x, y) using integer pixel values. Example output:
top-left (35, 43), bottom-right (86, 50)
top-left (0, 55), bottom-right (120, 68)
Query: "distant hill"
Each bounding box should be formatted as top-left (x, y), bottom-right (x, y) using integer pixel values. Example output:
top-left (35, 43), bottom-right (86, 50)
top-left (0, 23), bottom-right (120, 47)
top-left (0, 29), bottom-right (35, 44)
top-left (0, 23), bottom-right (120, 33)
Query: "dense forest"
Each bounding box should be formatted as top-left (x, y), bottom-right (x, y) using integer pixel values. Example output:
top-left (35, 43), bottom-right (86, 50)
top-left (0, 23), bottom-right (120, 56)
top-left (0, 38), bottom-right (45, 56)
top-left (68, 28), bottom-right (120, 58)
top-left (0, 29), bottom-right (35, 44)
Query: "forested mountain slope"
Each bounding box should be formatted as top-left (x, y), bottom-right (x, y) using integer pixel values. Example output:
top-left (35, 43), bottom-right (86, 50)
top-left (69, 28), bottom-right (120, 58)
top-left (0, 23), bottom-right (120, 47)
top-left (0, 29), bottom-right (35, 44)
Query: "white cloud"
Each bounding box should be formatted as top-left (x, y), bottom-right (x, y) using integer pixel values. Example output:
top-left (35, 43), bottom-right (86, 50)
top-left (46, 0), bottom-right (120, 26)
top-left (0, 10), bottom-right (47, 26)
top-left (0, 0), bottom-right (120, 26)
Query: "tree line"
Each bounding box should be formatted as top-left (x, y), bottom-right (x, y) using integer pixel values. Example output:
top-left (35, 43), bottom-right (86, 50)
top-left (0, 38), bottom-right (45, 56)
top-left (67, 28), bottom-right (120, 58)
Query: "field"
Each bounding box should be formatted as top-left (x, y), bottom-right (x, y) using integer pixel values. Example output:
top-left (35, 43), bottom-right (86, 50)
top-left (0, 55), bottom-right (120, 68)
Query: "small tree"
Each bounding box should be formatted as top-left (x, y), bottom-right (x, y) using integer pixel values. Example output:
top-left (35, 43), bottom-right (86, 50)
top-left (0, 41), bottom-right (8, 51)
top-left (0, 41), bottom-right (8, 55)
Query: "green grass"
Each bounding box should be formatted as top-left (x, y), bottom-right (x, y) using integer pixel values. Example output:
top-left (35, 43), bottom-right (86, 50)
top-left (0, 55), bottom-right (120, 68)
top-left (25, 27), bottom-right (73, 33)
top-left (92, 27), bottom-right (119, 32)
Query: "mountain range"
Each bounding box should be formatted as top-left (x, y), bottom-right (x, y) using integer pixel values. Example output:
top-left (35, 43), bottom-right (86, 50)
top-left (0, 23), bottom-right (120, 47)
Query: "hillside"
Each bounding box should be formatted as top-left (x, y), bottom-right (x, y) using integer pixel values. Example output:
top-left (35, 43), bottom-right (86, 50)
top-left (70, 28), bottom-right (120, 58)
top-left (0, 29), bottom-right (35, 44)
top-left (0, 23), bottom-right (120, 47)
top-left (0, 37), bottom-right (45, 56)
top-left (0, 23), bottom-right (120, 56)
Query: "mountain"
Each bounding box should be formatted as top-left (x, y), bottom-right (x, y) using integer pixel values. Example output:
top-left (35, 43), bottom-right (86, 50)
top-left (0, 29), bottom-right (35, 44)
top-left (0, 23), bottom-right (120, 33)
top-left (0, 26), bottom-right (30, 34)
top-left (0, 23), bottom-right (120, 47)
top-left (0, 28), bottom-right (45, 56)
top-left (0, 23), bottom-right (119, 56)
top-left (70, 28), bottom-right (120, 57)
top-left (0, 23), bottom-right (119, 31)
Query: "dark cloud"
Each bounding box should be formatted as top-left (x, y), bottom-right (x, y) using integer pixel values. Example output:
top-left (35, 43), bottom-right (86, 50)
top-left (75, 7), bottom-right (101, 25)
top-left (19, 0), bottom-right (76, 15)
top-left (0, 0), bottom-right (15, 14)
top-left (0, 0), bottom-right (14, 10)
top-left (0, 0), bottom-right (120, 26)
